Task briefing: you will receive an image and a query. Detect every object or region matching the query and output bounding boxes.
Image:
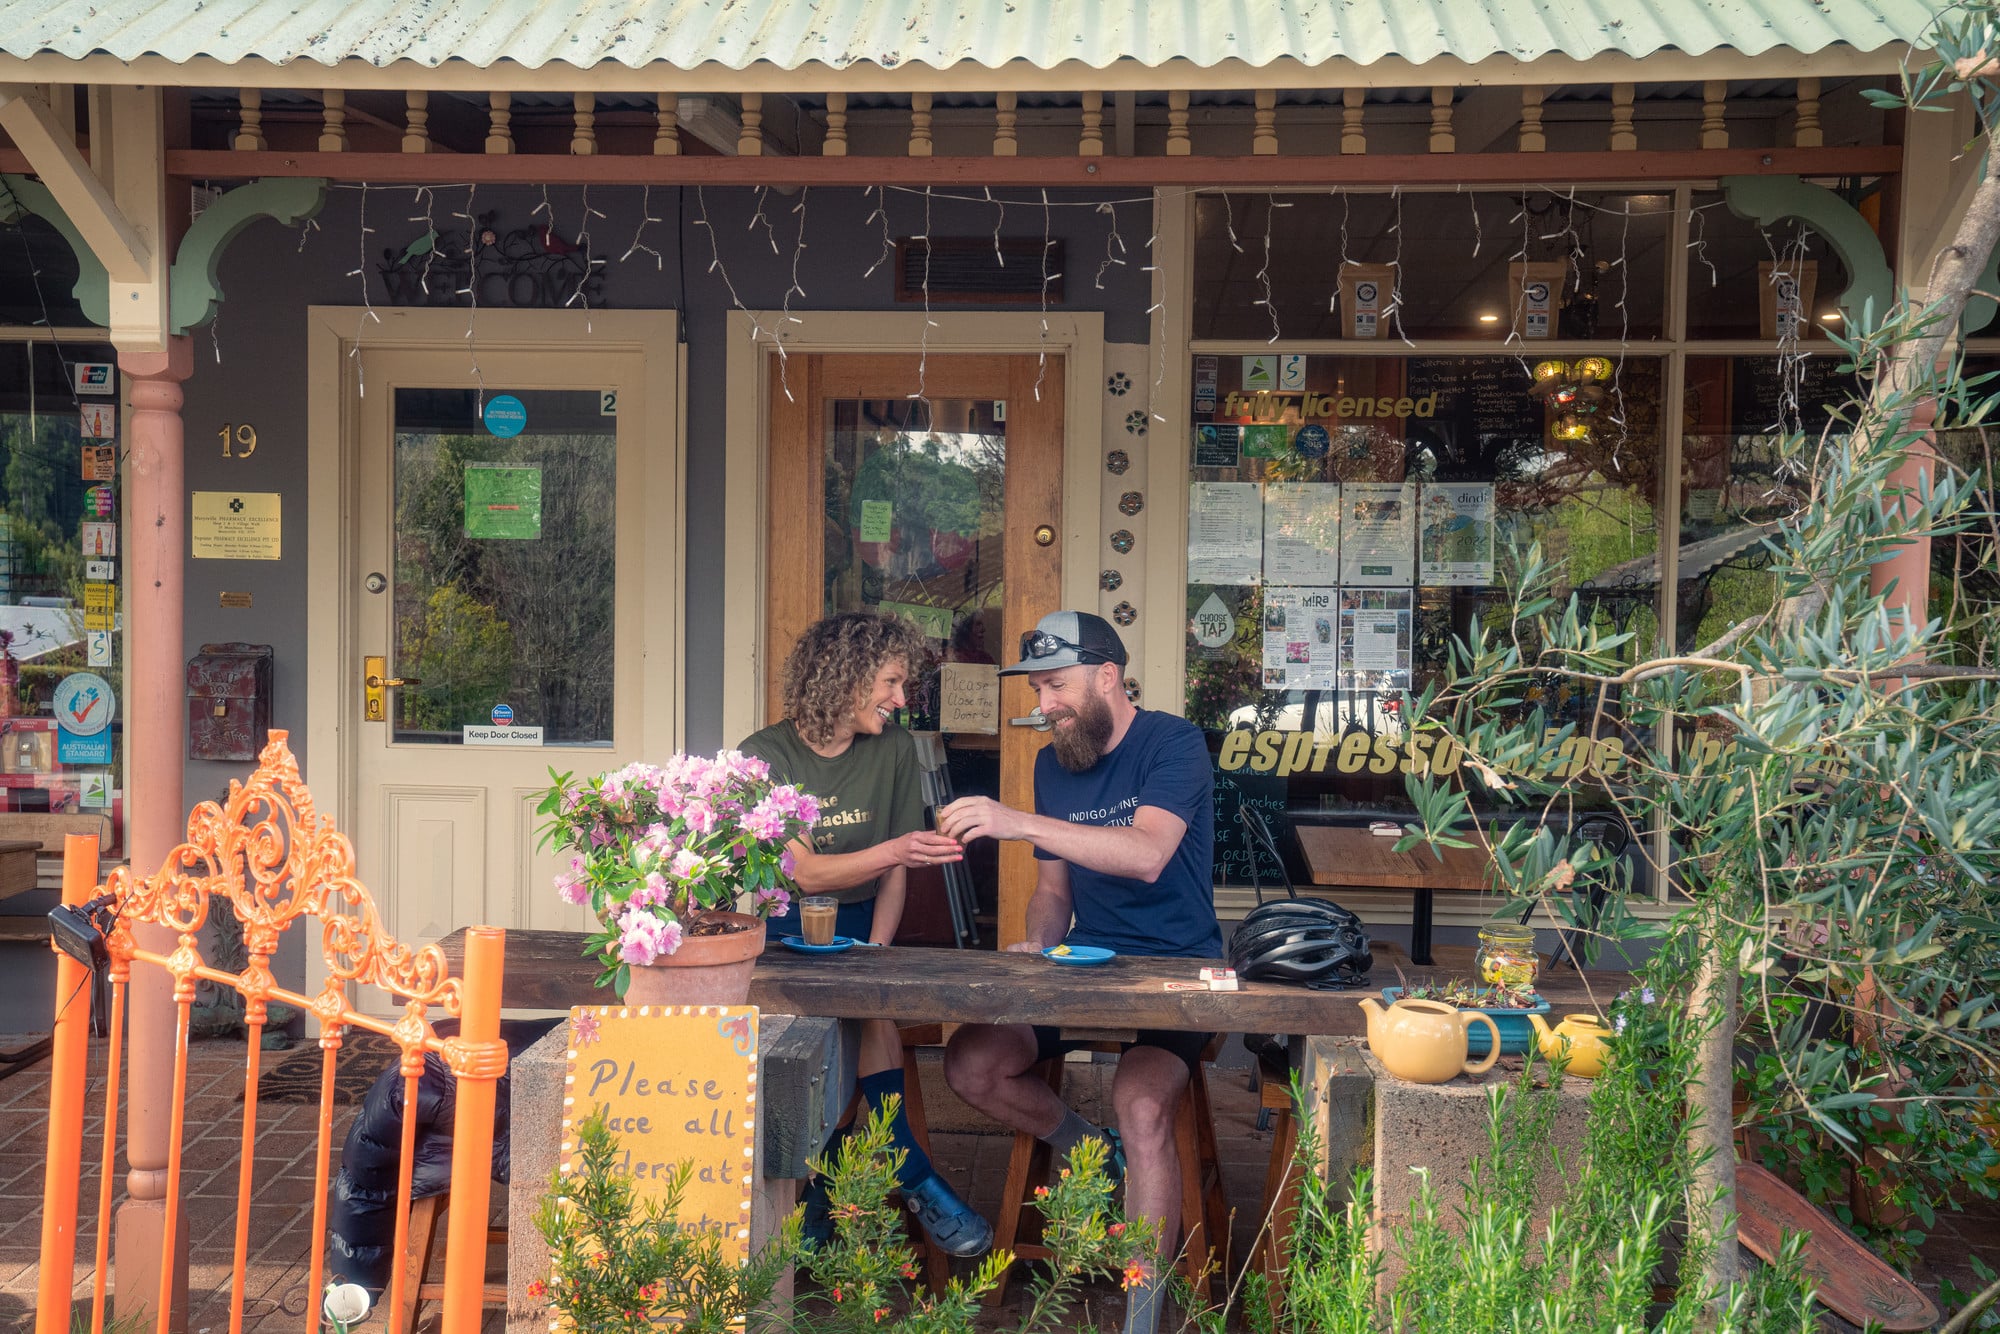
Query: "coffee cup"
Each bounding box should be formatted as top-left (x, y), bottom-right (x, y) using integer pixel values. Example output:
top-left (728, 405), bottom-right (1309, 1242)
top-left (800, 896), bottom-right (839, 946)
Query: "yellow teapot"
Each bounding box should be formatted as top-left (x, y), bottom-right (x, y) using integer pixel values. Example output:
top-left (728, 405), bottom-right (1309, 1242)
top-left (1358, 996), bottom-right (1501, 1084)
top-left (1528, 1013), bottom-right (1613, 1077)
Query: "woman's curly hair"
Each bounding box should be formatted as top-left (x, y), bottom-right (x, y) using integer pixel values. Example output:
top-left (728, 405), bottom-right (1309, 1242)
top-left (781, 612), bottom-right (930, 747)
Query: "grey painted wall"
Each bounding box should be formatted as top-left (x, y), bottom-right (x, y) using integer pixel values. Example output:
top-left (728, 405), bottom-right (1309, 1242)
top-left (0, 186), bottom-right (1151, 1021)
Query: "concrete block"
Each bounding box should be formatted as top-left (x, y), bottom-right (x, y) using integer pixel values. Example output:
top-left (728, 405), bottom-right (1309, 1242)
top-left (507, 1023), bottom-right (568, 1334)
top-left (1360, 1049), bottom-right (1589, 1287)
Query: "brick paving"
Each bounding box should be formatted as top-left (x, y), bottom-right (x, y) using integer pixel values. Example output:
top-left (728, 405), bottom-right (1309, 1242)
top-left (0, 1035), bottom-right (1993, 1332)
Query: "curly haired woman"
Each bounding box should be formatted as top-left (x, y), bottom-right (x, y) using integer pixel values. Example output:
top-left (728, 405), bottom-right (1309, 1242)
top-left (738, 611), bottom-right (992, 1257)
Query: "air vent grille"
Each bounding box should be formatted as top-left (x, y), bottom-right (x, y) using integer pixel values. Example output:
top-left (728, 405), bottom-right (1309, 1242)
top-left (895, 238), bottom-right (1065, 304)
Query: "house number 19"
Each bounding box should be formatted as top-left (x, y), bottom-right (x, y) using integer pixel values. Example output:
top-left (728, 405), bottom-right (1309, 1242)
top-left (218, 423), bottom-right (258, 458)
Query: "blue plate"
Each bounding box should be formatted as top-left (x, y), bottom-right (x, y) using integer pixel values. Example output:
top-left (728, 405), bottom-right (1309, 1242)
top-left (781, 935), bottom-right (857, 954)
top-left (1043, 945), bottom-right (1116, 966)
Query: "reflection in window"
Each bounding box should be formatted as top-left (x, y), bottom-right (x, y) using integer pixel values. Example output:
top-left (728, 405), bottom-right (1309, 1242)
top-left (392, 389), bottom-right (616, 746)
top-left (1185, 353), bottom-right (1662, 881)
top-left (822, 399), bottom-right (1007, 729)
top-left (0, 342), bottom-right (124, 855)
top-left (1192, 191), bottom-right (1672, 341)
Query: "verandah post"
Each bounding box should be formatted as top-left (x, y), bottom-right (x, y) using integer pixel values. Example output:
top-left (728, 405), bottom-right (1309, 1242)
top-left (34, 834), bottom-right (103, 1334)
top-left (439, 927), bottom-right (508, 1334)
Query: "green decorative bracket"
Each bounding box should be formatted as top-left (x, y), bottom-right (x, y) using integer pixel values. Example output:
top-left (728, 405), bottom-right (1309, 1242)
top-left (0, 173), bottom-right (111, 327)
top-left (0, 175), bottom-right (325, 335)
top-left (169, 177), bottom-right (326, 334)
top-left (1719, 175), bottom-right (1893, 330)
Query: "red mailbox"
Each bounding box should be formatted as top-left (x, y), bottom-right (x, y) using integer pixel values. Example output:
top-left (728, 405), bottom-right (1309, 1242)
top-left (186, 643), bottom-right (274, 762)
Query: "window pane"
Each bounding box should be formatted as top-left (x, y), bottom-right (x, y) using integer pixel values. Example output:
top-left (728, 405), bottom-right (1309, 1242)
top-left (1684, 190), bottom-right (1857, 340)
top-left (1185, 352), bottom-right (1663, 884)
top-left (0, 342), bottom-right (124, 856)
top-left (391, 388), bottom-right (615, 746)
top-left (1193, 191), bottom-right (1671, 341)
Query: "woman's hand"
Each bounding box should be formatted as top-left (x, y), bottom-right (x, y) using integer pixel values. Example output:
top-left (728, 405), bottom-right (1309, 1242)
top-left (886, 830), bottom-right (964, 869)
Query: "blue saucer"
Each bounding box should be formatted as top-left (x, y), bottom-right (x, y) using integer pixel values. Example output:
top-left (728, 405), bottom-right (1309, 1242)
top-left (1043, 944), bottom-right (1116, 966)
top-left (781, 935), bottom-right (856, 954)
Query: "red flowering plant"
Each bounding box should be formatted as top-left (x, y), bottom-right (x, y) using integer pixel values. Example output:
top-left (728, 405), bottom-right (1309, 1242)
top-left (799, 1100), bottom-right (1153, 1333)
top-left (530, 1106), bottom-right (800, 1334)
top-left (537, 752), bottom-right (820, 990)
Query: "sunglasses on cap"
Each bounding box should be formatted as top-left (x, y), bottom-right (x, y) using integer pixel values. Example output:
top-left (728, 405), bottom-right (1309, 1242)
top-left (1018, 630), bottom-right (1117, 666)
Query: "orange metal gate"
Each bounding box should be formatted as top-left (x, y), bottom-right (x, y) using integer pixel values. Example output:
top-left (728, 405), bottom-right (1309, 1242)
top-left (35, 731), bottom-right (508, 1334)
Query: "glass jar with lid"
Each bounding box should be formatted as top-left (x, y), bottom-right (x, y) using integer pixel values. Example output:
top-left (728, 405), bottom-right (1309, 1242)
top-left (1476, 923), bottom-right (1539, 990)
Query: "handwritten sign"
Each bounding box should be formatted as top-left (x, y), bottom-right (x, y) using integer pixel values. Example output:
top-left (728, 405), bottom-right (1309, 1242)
top-left (561, 1005), bottom-right (759, 1266)
top-left (939, 662), bottom-right (999, 734)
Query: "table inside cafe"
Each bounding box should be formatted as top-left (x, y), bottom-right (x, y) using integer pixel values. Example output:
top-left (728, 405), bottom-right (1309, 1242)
top-left (1292, 825), bottom-right (1492, 966)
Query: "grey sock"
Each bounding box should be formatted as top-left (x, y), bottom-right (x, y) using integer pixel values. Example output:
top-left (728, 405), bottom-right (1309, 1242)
top-left (1121, 1273), bottom-right (1164, 1334)
top-left (1040, 1106), bottom-right (1101, 1160)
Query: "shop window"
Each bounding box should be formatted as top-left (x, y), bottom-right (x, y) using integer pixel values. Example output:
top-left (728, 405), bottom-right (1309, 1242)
top-left (0, 341), bottom-right (125, 856)
top-left (1684, 190), bottom-right (1859, 340)
top-left (1185, 351), bottom-right (1662, 885)
top-left (1192, 191), bottom-right (1670, 342)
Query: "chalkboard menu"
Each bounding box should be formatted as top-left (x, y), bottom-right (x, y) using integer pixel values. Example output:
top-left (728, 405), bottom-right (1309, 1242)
top-left (1212, 766), bottom-right (1288, 888)
top-left (1402, 358), bottom-right (1546, 475)
top-left (1729, 355), bottom-right (1858, 431)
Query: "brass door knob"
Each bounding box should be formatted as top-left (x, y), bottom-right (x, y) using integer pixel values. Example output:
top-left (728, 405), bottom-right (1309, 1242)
top-left (365, 674), bottom-right (422, 690)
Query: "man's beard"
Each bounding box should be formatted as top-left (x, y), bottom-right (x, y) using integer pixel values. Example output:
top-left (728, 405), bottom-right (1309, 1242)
top-left (1048, 691), bottom-right (1116, 772)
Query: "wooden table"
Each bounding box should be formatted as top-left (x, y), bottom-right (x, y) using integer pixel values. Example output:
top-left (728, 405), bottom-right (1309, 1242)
top-left (439, 930), bottom-right (1623, 1036)
top-left (1292, 826), bottom-right (1492, 965)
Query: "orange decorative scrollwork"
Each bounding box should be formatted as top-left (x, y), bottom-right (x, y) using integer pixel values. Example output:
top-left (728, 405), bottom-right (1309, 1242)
top-left (104, 729), bottom-right (464, 1049)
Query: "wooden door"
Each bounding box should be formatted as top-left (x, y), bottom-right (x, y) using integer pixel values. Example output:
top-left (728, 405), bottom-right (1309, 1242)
top-left (764, 353), bottom-right (1065, 946)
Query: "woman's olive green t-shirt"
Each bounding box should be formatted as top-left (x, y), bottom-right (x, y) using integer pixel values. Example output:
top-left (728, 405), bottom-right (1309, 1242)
top-left (738, 721), bottom-right (926, 906)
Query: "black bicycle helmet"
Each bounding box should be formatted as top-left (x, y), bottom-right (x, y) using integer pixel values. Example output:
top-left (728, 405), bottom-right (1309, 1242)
top-left (1228, 895), bottom-right (1373, 990)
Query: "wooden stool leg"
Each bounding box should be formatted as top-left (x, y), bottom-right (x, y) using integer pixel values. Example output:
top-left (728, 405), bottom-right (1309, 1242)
top-left (397, 1193), bottom-right (444, 1334)
top-left (899, 1040), bottom-right (951, 1295)
top-left (1172, 1089), bottom-right (1209, 1301)
top-left (1258, 1106), bottom-right (1300, 1313)
top-left (984, 1059), bottom-right (1067, 1308)
top-left (1195, 1066), bottom-right (1231, 1284)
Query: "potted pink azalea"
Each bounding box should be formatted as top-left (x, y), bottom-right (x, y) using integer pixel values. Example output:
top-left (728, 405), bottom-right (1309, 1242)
top-left (537, 751), bottom-right (820, 1004)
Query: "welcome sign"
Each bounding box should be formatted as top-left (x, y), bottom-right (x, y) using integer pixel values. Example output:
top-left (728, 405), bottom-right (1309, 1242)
top-left (560, 1005), bottom-right (760, 1266)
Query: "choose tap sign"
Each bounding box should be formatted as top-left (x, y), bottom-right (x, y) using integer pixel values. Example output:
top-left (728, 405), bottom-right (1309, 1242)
top-left (560, 1006), bottom-right (760, 1265)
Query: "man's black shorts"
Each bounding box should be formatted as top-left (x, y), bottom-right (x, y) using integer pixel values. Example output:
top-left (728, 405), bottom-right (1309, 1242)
top-left (1031, 1024), bottom-right (1213, 1076)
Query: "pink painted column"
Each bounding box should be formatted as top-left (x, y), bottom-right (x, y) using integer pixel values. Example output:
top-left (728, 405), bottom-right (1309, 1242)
top-left (113, 338), bottom-right (193, 1333)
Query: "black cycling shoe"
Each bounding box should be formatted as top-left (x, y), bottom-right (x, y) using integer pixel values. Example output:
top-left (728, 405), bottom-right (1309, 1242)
top-left (903, 1171), bottom-right (994, 1258)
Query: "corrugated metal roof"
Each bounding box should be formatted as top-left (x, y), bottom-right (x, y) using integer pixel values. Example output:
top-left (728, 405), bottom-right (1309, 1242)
top-left (0, 0), bottom-right (1946, 73)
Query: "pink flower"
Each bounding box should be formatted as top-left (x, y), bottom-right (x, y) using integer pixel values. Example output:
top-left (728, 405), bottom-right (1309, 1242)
top-left (616, 906), bottom-right (684, 966)
top-left (742, 797), bottom-right (788, 841)
top-left (554, 867), bottom-right (590, 906)
top-left (630, 871), bottom-right (671, 909)
top-left (669, 848), bottom-right (707, 881)
top-left (755, 886), bottom-right (792, 916)
top-left (682, 798), bottom-right (717, 836)
top-left (780, 849), bottom-right (798, 878)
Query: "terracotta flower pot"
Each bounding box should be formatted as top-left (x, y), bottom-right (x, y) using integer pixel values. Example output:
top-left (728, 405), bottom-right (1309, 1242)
top-left (621, 912), bottom-right (766, 1007)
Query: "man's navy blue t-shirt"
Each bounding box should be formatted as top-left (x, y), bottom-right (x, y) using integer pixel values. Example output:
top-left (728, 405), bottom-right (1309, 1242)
top-left (1032, 709), bottom-right (1222, 958)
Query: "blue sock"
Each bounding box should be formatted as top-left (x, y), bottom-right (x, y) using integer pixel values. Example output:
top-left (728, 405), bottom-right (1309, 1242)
top-left (858, 1068), bottom-right (934, 1189)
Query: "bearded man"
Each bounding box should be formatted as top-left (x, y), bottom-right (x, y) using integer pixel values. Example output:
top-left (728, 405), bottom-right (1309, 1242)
top-left (936, 610), bottom-right (1217, 1334)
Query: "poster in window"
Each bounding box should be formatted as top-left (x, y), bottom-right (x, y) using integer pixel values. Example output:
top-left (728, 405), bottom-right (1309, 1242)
top-left (1338, 588), bottom-right (1414, 691)
top-left (1418, 483), bottom-right (1495, 585)
top-left (1263, 483), bottom-right (1340, 585)
top-left (1187, 482), bottom-right (1262, 585)
top-left (1261, 587), bottom-right (1337, 691)
top-left (463, 464), bottom-right (543, 540)
top-left (1339, 482), bottom-right (1415, 585)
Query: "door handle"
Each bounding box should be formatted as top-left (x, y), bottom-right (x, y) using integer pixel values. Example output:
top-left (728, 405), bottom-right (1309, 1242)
top-left (362, 654), bottom-right (422, 723)
top-left (1008, 710), bottom-right (1051, 731)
